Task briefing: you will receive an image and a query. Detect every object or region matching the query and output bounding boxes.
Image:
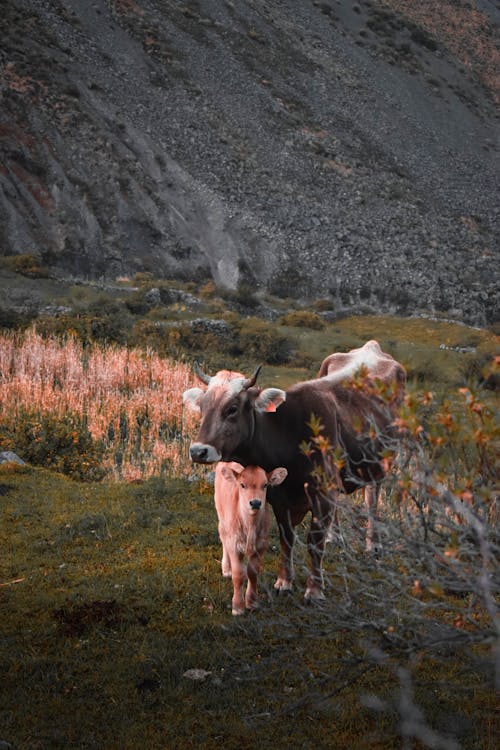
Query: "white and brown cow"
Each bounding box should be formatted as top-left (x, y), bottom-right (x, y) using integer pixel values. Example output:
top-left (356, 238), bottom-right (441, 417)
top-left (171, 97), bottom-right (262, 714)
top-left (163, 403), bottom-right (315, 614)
top-left (215, 462), bottom-right (287, 615)
top-left (317, 339), bottom-right (407, 549)
top-left (317, 339), bottom-right (406, 410)
top-left (183, 341), bottom-right (405, 600)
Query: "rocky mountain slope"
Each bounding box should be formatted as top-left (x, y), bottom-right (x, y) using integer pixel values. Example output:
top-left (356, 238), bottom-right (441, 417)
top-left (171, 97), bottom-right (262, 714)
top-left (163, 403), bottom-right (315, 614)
top-left (1, 0), bottom-right (499, 325)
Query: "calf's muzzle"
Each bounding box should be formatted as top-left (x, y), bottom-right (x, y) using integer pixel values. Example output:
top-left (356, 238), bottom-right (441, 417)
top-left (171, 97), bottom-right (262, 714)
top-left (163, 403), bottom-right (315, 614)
top-left (249, 499), bottom-right (262, 511)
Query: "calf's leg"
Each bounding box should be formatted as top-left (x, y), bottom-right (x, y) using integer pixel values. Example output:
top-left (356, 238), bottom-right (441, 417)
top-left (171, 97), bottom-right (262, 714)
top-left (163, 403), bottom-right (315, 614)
top-left (220, 532), bottom-right (232, 577)
top-left (245, 552), bottom-right (261, 611)
top-left (228, 550), bottom-right (246, 615)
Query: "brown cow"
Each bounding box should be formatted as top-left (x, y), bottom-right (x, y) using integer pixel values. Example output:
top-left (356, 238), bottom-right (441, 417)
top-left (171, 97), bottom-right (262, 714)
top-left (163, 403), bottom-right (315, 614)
top-left (183, 342), bottom-right (404, 600)
top-left (215, 462), bottom-right (287, 615)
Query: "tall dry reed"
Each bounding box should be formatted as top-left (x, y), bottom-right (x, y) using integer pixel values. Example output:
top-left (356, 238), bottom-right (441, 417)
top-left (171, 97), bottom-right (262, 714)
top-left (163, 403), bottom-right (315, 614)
top-left (0, 328), bottom-right (200, 480)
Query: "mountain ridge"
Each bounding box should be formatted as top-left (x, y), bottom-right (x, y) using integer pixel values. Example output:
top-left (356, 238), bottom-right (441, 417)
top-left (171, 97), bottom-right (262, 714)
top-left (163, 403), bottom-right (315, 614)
top-left (1, 0), bottom-right (499, 325)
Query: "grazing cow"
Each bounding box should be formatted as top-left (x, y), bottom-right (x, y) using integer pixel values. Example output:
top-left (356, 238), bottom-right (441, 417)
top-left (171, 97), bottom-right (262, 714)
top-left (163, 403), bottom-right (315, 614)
top-left (215, 462), bottom-right (287, 615)
top-left (183, 342), bottom-right (405, 600)
top-left (317, 340), bottom-right (407, 548)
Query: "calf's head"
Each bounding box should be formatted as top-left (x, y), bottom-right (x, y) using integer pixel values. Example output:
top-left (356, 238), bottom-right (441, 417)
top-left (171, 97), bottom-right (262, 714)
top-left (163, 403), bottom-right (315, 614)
top-left (220, 463), bottom-right (288, 515)
top-left (183, 363), bottom-right (286, 463)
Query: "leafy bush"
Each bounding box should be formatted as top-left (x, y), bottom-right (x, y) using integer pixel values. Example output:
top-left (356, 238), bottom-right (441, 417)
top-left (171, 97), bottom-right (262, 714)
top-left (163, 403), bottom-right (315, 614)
top-left (232, 316), bottom-right (292, 364)
top-left (279, 310), bottom-right (325, 329)
top-left (218, 282), bottom-right (260, 311)
top-left (0, 409), bottom-right (106, 481)
top-left (0, 253), bottom-right (49, 278)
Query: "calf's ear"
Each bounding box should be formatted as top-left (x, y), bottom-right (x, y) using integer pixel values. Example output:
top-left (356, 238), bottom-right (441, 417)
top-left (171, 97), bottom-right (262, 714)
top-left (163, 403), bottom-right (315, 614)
top-left (254, 388), bottom-right (286, 413)
top-left (268, 467), bottom-right (288, 486)
top-left (220, 462), bottom-right (244, 482)
top-left (182, 387), bottom-right (204, 413)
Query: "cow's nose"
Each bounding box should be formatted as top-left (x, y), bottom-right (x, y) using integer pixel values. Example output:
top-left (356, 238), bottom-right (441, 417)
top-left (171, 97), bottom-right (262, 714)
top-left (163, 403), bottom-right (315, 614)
top-left (190, 444), bottom-right (208, 462)
top-left (249, 499), bottom-right (262, 511)
top-left (189, 442), bottom-right (222, 463)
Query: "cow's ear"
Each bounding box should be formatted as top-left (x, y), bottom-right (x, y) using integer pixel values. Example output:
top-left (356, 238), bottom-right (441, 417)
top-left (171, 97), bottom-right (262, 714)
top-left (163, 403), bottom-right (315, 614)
top-left (182, 387), bottom-right (204, 413)
top-left (254, 388), bottom-right (286, 413)
top-left (268, 467), bottom-right (288, 486)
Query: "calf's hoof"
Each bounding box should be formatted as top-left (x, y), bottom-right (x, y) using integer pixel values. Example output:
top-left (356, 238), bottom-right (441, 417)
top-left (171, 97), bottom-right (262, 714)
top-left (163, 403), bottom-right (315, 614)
top-left (231, 607), bottom-right (245, 616)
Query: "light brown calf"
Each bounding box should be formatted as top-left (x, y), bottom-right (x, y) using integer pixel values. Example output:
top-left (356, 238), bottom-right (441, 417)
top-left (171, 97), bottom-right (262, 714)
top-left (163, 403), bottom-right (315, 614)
top-left (215, 462), bottom-right (287, 615)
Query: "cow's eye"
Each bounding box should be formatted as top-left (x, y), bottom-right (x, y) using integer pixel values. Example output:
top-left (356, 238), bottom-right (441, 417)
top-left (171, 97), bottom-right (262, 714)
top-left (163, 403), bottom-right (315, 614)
top-left (226, 404), bottom-right (239, 418)
top-left (240, 482), bottom-right (246, 489)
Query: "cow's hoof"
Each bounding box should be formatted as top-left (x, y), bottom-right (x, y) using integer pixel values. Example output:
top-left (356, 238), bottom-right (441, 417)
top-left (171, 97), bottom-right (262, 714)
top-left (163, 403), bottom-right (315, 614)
top-left (304, 587), bottom-right (325, 602)
top-left (231, 607), bottom-right (245, 616)
top-left (273, 578), bottom-right (293, 592)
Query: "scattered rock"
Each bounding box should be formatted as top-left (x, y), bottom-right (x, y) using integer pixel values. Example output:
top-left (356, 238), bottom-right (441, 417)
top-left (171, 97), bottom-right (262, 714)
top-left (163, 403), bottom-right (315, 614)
top-left (0, 452), bottom-right (25, 466)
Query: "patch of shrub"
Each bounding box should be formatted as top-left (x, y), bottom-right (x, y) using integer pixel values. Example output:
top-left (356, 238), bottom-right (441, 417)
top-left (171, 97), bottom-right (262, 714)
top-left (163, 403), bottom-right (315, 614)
top-left (312, 298), bottom-right (334, 312)
top-left (0, 305), bottom-right (35, 330)
top-left (218, 283), bottom-right (260, 311)
top-left (0, 409), bottom-right (106, 481)
top-left (0, 253), bottom-right (49, 278)
top-left (279, 310), bottom-right (325, 330)
top-left (231, 317), bottom-right (292, 364)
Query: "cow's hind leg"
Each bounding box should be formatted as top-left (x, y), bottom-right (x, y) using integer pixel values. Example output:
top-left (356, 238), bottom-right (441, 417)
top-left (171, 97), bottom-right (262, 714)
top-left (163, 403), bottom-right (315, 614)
top-left (273, 513), bottom-right (296, 592)
top-left (305, 494), bottom-right (335, 601)
top-left (365, 482), bottom-right (381, 552)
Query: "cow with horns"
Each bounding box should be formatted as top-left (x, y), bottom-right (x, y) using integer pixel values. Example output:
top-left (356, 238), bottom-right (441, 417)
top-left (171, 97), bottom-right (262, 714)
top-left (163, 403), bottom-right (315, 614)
top-left (183, 342), bottom-right (405, 600)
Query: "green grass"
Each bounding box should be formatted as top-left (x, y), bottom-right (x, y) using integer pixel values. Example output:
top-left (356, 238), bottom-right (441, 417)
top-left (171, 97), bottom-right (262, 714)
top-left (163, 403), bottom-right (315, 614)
top-left (1, 464), bottom-right (497, 749)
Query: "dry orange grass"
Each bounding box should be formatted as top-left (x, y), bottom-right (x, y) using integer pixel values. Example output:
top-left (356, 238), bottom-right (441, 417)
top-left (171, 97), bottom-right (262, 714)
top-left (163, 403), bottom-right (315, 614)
top-left (0, 328), bottom-right (199, 480)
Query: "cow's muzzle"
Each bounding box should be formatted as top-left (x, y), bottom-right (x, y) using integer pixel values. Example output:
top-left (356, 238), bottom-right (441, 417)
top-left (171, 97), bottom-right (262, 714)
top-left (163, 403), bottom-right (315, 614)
top-left (249, 499), bottom-right (262, 511)
top-left (189, 442), bottom-right (222, 463)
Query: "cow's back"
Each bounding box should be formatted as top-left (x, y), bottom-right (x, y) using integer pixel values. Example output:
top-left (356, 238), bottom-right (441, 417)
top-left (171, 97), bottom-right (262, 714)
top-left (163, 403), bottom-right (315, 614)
top-left (318, 340), bottom-right (406, 408)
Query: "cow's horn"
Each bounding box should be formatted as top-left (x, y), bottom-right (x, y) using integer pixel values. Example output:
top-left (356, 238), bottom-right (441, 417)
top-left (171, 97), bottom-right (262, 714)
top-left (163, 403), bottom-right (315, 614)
top-left (243, 364), bottom-right (262, 389)
top-left (194, 360), bottom-right (211, 385)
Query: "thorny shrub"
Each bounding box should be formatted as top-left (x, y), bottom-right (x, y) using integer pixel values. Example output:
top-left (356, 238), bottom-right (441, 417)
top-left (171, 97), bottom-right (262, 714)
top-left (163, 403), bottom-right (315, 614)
top-left (290, 358), bottom-right (499, 747)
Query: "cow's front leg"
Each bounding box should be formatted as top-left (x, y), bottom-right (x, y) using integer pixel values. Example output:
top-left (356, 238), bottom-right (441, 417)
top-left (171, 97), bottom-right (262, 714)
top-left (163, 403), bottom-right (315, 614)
top-left (245, 552), bottom-right (261, 610)
top-left (273, 515), bottom-right (295, 592)
top-left (305, 495), bottom-right (334, 600)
